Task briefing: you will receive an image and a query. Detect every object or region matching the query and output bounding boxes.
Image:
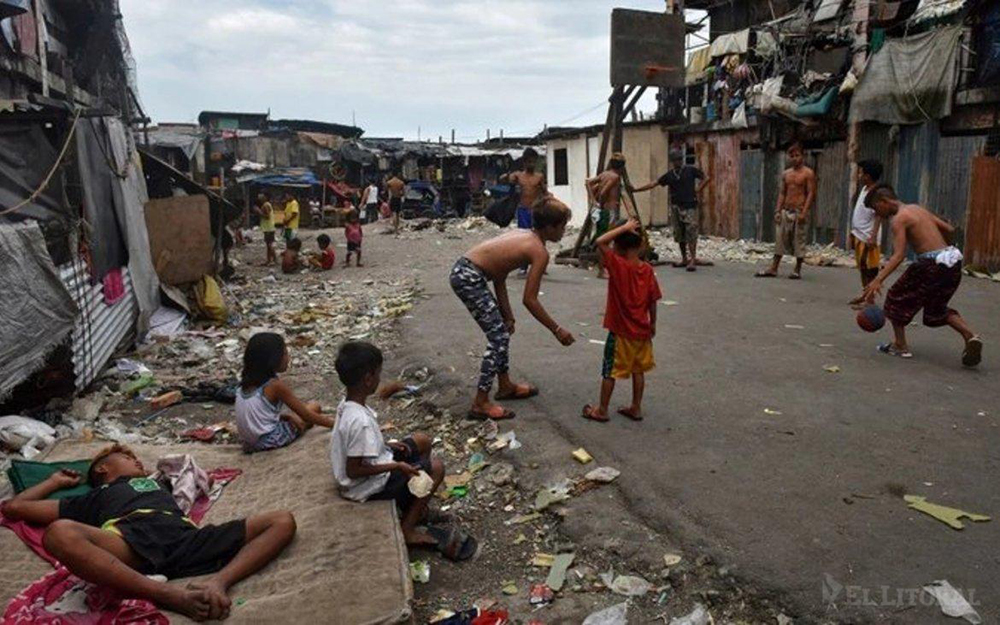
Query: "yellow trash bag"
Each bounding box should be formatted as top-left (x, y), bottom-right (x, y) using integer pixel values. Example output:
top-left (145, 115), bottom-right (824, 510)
top-left (192, 275), bottom-right (228, 325)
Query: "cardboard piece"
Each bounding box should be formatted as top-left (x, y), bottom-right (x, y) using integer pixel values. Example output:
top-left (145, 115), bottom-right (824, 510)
top-left (144, 195), bottom-right (214, 286)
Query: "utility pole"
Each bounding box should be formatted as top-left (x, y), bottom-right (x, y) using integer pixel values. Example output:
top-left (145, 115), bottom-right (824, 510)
top-left (487, 129), bottom-right (491, 141)
top-left (451, 129), bottom-right (455, 144)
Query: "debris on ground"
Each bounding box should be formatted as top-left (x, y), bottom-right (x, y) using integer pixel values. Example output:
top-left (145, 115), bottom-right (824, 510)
top-left (410, 560), bottom-right (431, 584)
top-left (669, 602), bottom-right (713, 625)
top-left (609, 574), bottom-right (653, 597)
top-left (645, 232), bottom-right (854, 268)
top-left (582, 601), bottom-right (629, 625)
top-left (904, 495), bottom-right (991, 530)
top-left (922, 580), bottom-right (981, 624)
top-left (572, 447), bottom-right (594, 464)
top-left (545, 553), bottom-right (576, 591)
top-left (585, 467), bottom-right (621, 483)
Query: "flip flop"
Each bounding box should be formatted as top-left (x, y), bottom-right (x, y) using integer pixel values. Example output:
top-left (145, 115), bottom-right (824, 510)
top-left (755, 271), bottom-right (777, 278)
top-left (617, 407), bottom-right (644, 421)
top-left (671, 261), bottom-right (688, 268)
top-left (686, 264), bottom-right (697, 272)
top-left (581, 404), bottom-right (609, 422)
top-left (466, 406), bottom-right (516, 421)
top-left (963, 336), bottom-right (983, 368)
top-left (788, 273), bottom-right (802, 280)
top-left (426, 526), bottom-right (479, 562)
top-left (494, 384), bottom-right (539, 401)
top-left (877, 343), bottom-right (913, 359)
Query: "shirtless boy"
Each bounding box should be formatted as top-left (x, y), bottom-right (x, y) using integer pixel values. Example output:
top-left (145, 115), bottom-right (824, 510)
top-left (859, 185), bottom-right (983, 366)
top-left (1, 445), bottom-right (296, 621)
top-left (450, 196), bottom-right (576, 420)
top-left (502, 148), bottom-right (547, 275)
top-left (585, 154), bottom-right (625, 279)
top-left (386, 173), bottom-right (406, 234)
top-left (756, 143), bottom-right (816, 279)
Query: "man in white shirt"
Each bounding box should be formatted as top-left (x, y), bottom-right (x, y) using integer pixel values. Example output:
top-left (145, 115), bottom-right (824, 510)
top-left (361, 182), bottom-right (379, 223)
top-left (848, 160), bottom-right (884, 307)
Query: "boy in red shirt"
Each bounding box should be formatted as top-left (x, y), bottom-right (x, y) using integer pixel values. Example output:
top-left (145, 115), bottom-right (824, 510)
top-left (582, 219), bottom-right (662, 422)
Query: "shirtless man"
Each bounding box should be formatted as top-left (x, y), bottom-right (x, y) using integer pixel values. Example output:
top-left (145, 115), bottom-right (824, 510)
top-left (858, 184), bottom-right (982, 366)
top-left (756, 143), bottom-right (816, 279)
top-left (450, 196), bottom-right (576, 420)
top-left (501, 148), bottom-right (547, 275)
top-left (385, 173), bottom-right (406, 234)
top-left (585, 154), bottom-right (625, 279)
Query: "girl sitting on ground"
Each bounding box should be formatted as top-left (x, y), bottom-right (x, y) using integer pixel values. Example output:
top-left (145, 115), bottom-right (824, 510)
top-left (236, 332), bottom-right (334, 453)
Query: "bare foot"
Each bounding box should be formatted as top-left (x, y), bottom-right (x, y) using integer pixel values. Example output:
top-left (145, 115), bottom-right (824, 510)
top-left (617, 406), bottom-right (643, 421)
top-left (191, 580), bottom-right (233, 621)
top-left (158, 585), bottom-right (214, 621)
top-left (403, 528), bottom-right (438, 547)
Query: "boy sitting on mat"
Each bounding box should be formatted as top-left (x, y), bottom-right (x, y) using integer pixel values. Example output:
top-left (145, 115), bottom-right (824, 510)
top-left (582, 219), bottom-right (662, 422)
top-left (1, 445), bottom-right (296, 621)
top-left (329, 341), bottom-right (476, 560)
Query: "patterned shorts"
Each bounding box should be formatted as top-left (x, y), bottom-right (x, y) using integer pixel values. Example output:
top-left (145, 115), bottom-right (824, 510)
top-left (884, 260), bottom-right (962, 327)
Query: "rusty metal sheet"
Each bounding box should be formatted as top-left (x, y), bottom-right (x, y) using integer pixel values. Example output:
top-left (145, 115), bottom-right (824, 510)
top-left (931, 134), bottom-right (986, 246)
top-left (814, 141), bottom-right (850, 246)
top-left (740, 149), bottom-right (764, 240)
top-left (964, 156), bottom-right (1000, 272)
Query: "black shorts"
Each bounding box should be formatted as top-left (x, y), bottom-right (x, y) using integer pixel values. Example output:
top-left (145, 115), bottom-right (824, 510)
top-left (264, 231), bottom-right (276, 244)
top-left (369, 437), bottom-right (431, 511)
top-left (114, 512), bottom-right (246, 580)
top-left (347, 241), bottom-right (361, 252)
top-left (390, 198), bottom-right (402, 214)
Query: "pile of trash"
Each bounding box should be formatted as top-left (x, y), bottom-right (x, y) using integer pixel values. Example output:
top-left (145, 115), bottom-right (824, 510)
top-left (648, 232), bottom-right (855, 267)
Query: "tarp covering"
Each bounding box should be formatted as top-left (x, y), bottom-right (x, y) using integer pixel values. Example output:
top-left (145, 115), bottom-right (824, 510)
top-left (0, 221), bottom-right (79, 400)
top-left (236, 169), bottom-right (321, 187)
top-left (106, 117), bottom-right (159, 332)
top-left (910, 0), bottom-right (966, 24)
top-left (76, 118), bottom-right (129, 280)
top-left (143, 125), bottom-right (204, 160)
top-left (709, 29), bottom-right (749, 58)
top-left (849, 26), bottom-right (962, 125)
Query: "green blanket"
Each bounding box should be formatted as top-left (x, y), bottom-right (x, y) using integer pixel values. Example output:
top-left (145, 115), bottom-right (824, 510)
top-left (6, 459), bottom-right (92, 500)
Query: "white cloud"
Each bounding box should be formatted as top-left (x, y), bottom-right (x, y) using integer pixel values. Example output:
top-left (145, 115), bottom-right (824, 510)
top-left (121, 0), bottom-right (678, 139)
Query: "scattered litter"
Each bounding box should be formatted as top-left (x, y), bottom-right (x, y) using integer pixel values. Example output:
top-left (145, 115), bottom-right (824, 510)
top-left (572, 448), bottom-right (594, 464)
top-left (70, 397), bottom-right (103, 422)
top-left (444, 471), bottom-right (473, 489)
top-left (0, 416), bottom-right (56, 459)
top-left (121, 374), bottom-right (155, 396)
top-left (468, 453), bottom-right (487, 473)
top-left (488, 431), bottom-right (521, 453)
top-left (784, 324), bottom-right (805, 330)
top-left (149, 390), bottom-right (183, 409)
top-left (408, 471), bottom-right (435, 498)
top-left (663, 553), bottom-right (683, 567)
top-left (904, 495), bottom-right (991, 530)
top-left (409, 560), bottom-right (431, 584)
top-left (529, 583), bottom-right (554, 605)
top-left (819, 343), bottom-right (834, 348)
top-left (669, 603), bottom-right (713, 625)
top-left (545, 553), bottom-right (575, 591)
top-left (823, 365), bottom-right (841, 374)
top-left (534, 480), bottom-right (572, 511)
top-left (661, 300), bottom-right (679, 306)
top-left (923, 580), bottom-right (981, 624)
top-left (588, 339), bottom-right (607, 346)
top-left (776, 614), bottom-right (793, 625)
top-left (585, 467), bottom-right (620, 483)
top-left (610, 574), bottom-right (653, 597)
top-left (506, 513), bottom-right (542, 526)
top-left (513, 533), bottom-right (527, 545)
top-left (501, 581), bottom-right (519, 596)
top-left (582, 602), bottom-right (628, 625)
top-left (763, 408), bottom-right (783, 416)
top-left (531, 553), bottom-right (555, 567)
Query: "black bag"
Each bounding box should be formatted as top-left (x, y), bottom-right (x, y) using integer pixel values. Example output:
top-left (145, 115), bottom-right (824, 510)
top-left (484, 189), bottom-right (518, 227)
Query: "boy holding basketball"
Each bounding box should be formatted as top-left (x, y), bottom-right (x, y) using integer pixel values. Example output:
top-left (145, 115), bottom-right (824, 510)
top-left (860, 185), bottom-right (982, 367)
top-left (582, 219), bottom-right (662, 422)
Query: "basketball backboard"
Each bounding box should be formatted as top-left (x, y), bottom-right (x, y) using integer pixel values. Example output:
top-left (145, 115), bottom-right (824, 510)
top-left (610, 9), bottom-right (686, 88)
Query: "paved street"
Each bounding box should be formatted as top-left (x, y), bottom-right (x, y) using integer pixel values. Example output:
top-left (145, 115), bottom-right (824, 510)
top-left (401, 235), bottom-right (1000, 623)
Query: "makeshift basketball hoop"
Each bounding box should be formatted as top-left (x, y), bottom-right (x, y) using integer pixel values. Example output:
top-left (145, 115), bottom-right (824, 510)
top-left (558, 8), bottom-right (685, 267)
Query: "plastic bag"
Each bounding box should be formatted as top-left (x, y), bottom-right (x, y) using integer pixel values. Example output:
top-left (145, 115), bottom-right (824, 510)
top-left (192, 275), bottom-right (228, 325)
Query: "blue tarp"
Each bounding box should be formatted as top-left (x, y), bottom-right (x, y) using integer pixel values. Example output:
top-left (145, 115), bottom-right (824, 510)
top-left (240, 170), bottom-right (321, 188)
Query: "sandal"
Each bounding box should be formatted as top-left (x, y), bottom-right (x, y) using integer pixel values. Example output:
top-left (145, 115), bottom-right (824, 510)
top-left (426, 526), bottom-right (479, 562)
top-left (878, 343), bottom-right (913, 359)
top-left (581, 404), bottom-right (609, 422)
top-left (755, 270), bottom-right (777, 278)
top-left (617, 407), bottom-right (644, 421)
top-left (671, 261), bottom-right (689, 268)
top-left (963, 336), bottom-right (983, 368)
top-left (494, 384), bottom-right (539, 401)
top-left (788, 273), bottom-right (802, 280)
top-left (466, 405), bottom-right (516, 421)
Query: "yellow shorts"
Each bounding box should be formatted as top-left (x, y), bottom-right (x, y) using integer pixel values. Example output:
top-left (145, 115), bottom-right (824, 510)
top-left (854, 240), bottom-right (881, 271)
top-left (601, 332), bottom-right (655, 379)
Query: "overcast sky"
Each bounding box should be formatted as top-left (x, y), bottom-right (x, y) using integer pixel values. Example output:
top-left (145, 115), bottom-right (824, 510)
top-left (121, 1), bottom-right (702, 141)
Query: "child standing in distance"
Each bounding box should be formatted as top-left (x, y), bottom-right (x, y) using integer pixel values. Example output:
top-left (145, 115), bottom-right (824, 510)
top-left (236, 332), bottom-right (334, 453)
top-left (329, 342), bottom-right (445, 547)
top-left (309, 234), bottom-right (336, 271)
top-left (582, 219), bottom-right (662, 422)
top-left (281, 238), bottom-right (304, 274)
top-left (254, 193), bottom-right (277, 266)
top-left (344, 210), bottom-right (364, 267)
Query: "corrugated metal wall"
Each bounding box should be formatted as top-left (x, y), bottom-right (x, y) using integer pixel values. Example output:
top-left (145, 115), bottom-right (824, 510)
top-left (896, 122), bottom-right (939, 205)
top-left (932, 134), bottom-right (986, 246)
top-left (965, 156), bottom-right (1000, 271)
top-left (813, 141), bottom-right (850, 245)
top-left (761, 150), bottom-right (786, 243)
top-left (692, 133), bottom-right (741, 239)
top-left (60, 262), bottom-right (138, 391)
top-left (740, 149), bottom-right (763, 240)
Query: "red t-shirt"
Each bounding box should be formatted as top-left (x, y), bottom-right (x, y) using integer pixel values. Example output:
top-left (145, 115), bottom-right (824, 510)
top-left (320, 248), bottom-right (336, 270)
top-left (601, 248), bottom-right (662, 341)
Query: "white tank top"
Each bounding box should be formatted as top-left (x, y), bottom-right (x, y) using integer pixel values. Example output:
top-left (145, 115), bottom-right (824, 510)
top-left (235, 380), bottom-right (284, 446)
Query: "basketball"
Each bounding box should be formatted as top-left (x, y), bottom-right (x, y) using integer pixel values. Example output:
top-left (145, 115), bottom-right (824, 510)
top-left (857, 305), bottom-right (886, 332)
